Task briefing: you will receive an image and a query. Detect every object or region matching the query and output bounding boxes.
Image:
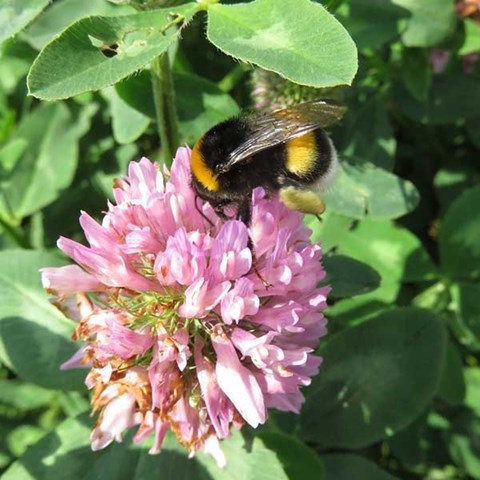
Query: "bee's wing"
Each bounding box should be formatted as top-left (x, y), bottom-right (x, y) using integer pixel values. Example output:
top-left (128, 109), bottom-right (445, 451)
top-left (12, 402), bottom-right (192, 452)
top-left (220, 99), bottom-right (346, 173)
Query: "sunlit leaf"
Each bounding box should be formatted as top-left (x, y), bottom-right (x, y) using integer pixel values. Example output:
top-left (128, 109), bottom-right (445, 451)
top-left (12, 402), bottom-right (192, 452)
top-left (27, 3), bottom-right (199, 99)
top-left (207, 0), bottom-right (358, 88)
top-left (0, 0), bottom-right (49, 45)
top-left (0, 250), bottom-right (84, 391)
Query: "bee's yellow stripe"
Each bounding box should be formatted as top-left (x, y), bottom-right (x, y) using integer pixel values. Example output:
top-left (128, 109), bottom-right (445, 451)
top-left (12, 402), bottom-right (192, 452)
top-left (191, 140), bottom-right (220, 192)
top-left (286, 132), bottom-right (317, 176)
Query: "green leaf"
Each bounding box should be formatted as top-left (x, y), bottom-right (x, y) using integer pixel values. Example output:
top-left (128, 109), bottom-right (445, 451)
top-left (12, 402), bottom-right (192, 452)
top-left (447, 410), bottom-right (480, 480)
top-left (340, 219), bottom-right (437, 282)
top-left (115, 69), bottom-right (156, 118)
top-left (401, 48), bottom-right (432, 102)
top-left (465, 367), bottom-right (480, 418)
top-left (103, 87), bottom-right (150, 144)
top-left (460, 19), bottom-right (480, 55)
top-left (326, 296), bottom-right (390, 332)
top-left (439, 185), bottom-right (480, 281)
top-left (0, 138), bottom-right (27, 177)
top-left (337, 219), bottom-right (437, 302)
top-left (0, 55), bottom-right (32, 95)
top-left (321, 254), bottom-right (381, 298)
top-left (258, 431), bottom-right (325, 480)
top-left (0, 102), bottom-right (95, 221)
top-left (300, 308), bottom-right (446, 448)
top-left (388, 410), bottom-right (428, 468)
top-left (0, 380), bottom-right (56, 411)
top-left (7, 425), bottom-right (46, 458)
top-left (330, 218), bottom-right (435, 316)
top-left (394, 72), bottom-right (480, 124)
top-left (207, 0), bottom-right (358, 88)
top-left (449, 283), bottom-right (480, 350)
top-left (0, 0), bottom-right (50, 45)
top-left (323, 163), bottom-right (419, 220)
top-left (335, 95), bottom-right (396, 170)
top-left (116, 70), bottom-right (239, 144)
top-left (321, 453), bottom-right (398, 480)
top-left (434, 167), bottom-right (480, 213)
top-left (437, 339), bottom-right (465, 406)
top-left (175, 71), bottom-right (240, 144)
top-left (305, 211), bottom-right (354, 254)
top-left (392, 0), bottom-right (456, 47)
top-left (197, 430), bottom-right (289, 480)
top-left (0, 250), bottom-right (84, 391)
top-left (337, 0), bottom-right (409, 50)
top-left (2, 414), bottom-right (206, 480)
top-left (22, 0), bottom-right (135, 50)
top-left (27, 3), bottom-right (200, 100)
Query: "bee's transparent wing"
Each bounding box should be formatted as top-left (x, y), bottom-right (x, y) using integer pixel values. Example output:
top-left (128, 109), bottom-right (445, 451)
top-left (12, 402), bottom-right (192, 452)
top-left (219, 99), bottom-right (346, 174)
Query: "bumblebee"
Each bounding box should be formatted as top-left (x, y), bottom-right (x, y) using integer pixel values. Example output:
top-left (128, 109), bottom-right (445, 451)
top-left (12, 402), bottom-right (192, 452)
top-left (191, 99), bottom-right (345, 225)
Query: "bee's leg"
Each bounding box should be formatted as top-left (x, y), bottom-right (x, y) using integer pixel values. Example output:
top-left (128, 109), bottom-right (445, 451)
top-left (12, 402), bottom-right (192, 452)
top-left (237, 199), bottom-right (271, 288)
top-left (195, 195), bottom-right (215, 227)
top-left (278, 180), bottom-right (326, 218)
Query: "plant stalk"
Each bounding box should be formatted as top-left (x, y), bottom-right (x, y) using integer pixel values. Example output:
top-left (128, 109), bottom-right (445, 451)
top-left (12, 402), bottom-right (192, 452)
top-left (151, 53), bottom-right (179, 167)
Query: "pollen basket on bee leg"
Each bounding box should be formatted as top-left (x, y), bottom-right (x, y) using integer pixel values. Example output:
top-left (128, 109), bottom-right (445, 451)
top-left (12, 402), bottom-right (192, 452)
top-left (279, 187), bottom-right (326, 216)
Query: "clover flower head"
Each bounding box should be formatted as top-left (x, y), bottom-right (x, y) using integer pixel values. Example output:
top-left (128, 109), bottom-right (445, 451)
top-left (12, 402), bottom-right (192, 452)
top-left (42, 147), bottom-right (329, 466)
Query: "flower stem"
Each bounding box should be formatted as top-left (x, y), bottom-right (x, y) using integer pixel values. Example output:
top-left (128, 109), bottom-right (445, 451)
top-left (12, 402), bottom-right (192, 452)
top-left (151, 53), bottom-right (179, 167)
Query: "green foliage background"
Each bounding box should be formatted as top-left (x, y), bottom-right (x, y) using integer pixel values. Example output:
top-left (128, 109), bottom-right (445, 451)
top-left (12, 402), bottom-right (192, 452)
top-left (0, 0), bottom-right (479, 478)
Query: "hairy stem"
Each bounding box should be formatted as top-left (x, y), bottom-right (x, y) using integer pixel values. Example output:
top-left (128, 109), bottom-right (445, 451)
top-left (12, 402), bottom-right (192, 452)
top-left (151, 53), bottom-right (179, 167)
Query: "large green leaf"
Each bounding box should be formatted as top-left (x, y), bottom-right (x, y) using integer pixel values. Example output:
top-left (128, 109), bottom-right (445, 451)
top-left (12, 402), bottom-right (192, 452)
top-left (321, 453), bottom-right (398, 480)
top-left (22, 0), bottom-right (135, 50)
top-left (197, 430), bottom-right (288, 480)
top-left (321, 254), bottom-right (381, 298)
top-left (322, 163), bottom-right (419, 220)
top-left (439, 185), bottom-right (480, 281)
top-left (0, 102), bottom-right (95, 221)
top-left (27, 3), bottom-right (199, 100)
top-left (300, 308), bottom-right (446, 448)
top-left (339, 219), bottom-right (437, 283)
top-left (207, 0), bottom-right (358, 88)
top-left (0, 250), bottom-right (84, 391)
top-left (0, 0), bottom-right (50, 45)
top-left (259, 431), bottom-right (325, 480)
top-left (392, 0), bottom-right (456, 47)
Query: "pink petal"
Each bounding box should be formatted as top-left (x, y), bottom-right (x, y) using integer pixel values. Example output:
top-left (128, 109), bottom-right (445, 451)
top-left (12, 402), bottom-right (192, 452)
top-left (41, 265), bottom-right (102, 295)
top-left (212, 330), bottom-right (266, 428)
